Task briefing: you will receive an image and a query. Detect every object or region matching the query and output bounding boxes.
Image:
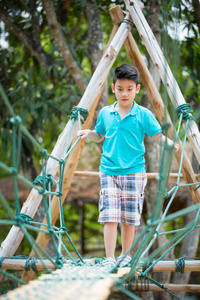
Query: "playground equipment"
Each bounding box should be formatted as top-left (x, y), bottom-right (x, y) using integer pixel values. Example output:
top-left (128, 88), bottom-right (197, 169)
top-left (0, 1), bottom-right (200, 299)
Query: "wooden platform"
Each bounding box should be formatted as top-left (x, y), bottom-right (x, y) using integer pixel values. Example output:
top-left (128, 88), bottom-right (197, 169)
top-left (1, 259), bottom-right (200, 299)
top-left (0, 262), bottom-right (131, 300)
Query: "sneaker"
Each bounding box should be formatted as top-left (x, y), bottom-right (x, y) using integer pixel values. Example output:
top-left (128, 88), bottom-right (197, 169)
top-left (101, 257), bottom-right (117, 267)
top-left (117, 254), bottom-right (132, 267)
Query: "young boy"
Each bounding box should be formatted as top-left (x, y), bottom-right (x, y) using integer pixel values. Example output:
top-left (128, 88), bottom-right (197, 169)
top-left (77, 64), bottom-right (179, 267)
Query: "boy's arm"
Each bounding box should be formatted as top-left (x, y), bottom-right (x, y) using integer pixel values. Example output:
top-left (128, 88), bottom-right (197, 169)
top-left (153, 132), bottom-right (179, 152)
top-left (77, 129), bottom-right (104, 143)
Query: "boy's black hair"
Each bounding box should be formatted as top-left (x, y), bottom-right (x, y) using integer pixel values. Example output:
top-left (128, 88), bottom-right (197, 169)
top-left (113, 64), bottom-right (139, 85)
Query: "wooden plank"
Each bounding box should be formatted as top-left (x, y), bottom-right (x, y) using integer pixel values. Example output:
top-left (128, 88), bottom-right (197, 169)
top-left (3, 262), bottom-right (200, 300)
top-left (124, 0), bottom-right (200, 165)
top-left (2, 264), bottom-right (131, 300)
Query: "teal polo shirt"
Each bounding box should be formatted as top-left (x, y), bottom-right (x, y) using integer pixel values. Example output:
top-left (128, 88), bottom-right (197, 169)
top-left (95, 101), bottom-right (162, 175)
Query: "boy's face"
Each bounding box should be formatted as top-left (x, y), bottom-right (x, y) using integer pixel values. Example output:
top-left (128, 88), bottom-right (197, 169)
top-left (112, 79), bottom-right (140, 109)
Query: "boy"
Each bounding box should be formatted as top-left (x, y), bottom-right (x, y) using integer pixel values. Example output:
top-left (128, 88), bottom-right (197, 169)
top-left (77, 64), bottom-right (179, 267)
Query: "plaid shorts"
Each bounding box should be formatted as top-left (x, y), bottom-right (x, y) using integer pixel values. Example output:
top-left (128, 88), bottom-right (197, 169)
top-left (98, 172), bottom-right (147, 226)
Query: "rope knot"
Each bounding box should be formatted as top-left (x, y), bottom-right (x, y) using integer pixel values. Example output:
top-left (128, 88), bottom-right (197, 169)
top-left (48, 226), bottom-right (54, 235)
top-left (59, 159), bottom-right (65, 165)
top-left (120, 18), bottom-right (134, 28)
top-left (56, 255), bottom-right (64, 269)
top-left (175, 257), bottom-right (185, 274)
top-left (25, 257), bottom-right (38, 273)
top-left (11, 167), bottom-right (18, 175)
top-left (39, 149), bottom-right (48, 158)
top-left (15, 213), bottom-right (33, 225)
top-left (176, 103), bottom-right (193, 121)
top-left (33, 174), bottom-right (54, 190)
top-left (68, 107), bottom-right (88, 124)
top-left (60, 226), bottom-right (67, 232)
top-left (10, 116), bottom-right (22, 125)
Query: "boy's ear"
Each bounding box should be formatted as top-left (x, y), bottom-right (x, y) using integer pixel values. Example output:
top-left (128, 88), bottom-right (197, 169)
top-left (111, 83), bottom-right (115, 93)
top-left (136, 84), bottom-right (141, 94)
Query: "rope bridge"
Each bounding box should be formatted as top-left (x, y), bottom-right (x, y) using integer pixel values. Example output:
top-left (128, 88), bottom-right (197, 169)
top-left (0, 82), bottom-right (200, 300)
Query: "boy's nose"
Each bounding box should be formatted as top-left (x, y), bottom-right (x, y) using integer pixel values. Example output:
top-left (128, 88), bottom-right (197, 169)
top-left (122, 91), bottom-right (128, 96)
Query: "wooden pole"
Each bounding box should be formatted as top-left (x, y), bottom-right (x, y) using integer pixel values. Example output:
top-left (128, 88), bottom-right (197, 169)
top-left (2, 259), bottom-right (200, 272)
top-left (0, 14), bottom-right (133, 259)
top-left (0, 258), bottom-right (56, 271)
top-left (123, 0), bottom-right (200, 165)
top-left (109, 5), bottom-right (200, 204)
top-left (152, 260), bottom-right (200, 272)
top-left (74, 170), bottom-right (200, 180)
top-left (113, 283), bottom-right (200, 292)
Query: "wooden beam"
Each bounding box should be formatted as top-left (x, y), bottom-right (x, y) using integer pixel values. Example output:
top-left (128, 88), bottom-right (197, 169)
top-left (0, 258), bottom-right (56, 271)
top-left (152, 260), bottom-right (200, 272)
top-left (74, 170), bottom-right (200, 180)
top-left (1, 258), bottom-right (200, 273)
top-left (124, 0), bottom-right (200, 165)
top-left (113, 283), bottom-right (200, 292)
top-left (109, 5), bottom-right (200, 204)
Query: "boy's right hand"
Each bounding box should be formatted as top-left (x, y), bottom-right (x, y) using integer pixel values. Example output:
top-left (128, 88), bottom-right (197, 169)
top-left (77, 129), bottom-right (91, 139)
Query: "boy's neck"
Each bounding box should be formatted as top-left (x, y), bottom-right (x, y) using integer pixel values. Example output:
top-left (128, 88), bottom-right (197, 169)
top-left (115, 101), bottom-right (134, 120)
top-left (115, 101), bottom-right (134, 112)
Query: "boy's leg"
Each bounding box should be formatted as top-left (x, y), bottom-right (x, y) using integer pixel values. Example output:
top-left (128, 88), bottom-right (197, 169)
top-left (120, 172), bottom-right (147, 256)
top-left (121, 223), bottom-right (135, 256)
top-left (104, 222), bottom-right (118, 259)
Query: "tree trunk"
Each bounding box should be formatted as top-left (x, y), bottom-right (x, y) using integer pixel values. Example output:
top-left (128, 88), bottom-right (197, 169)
top-left (42, 0), bottom-right (88, 94)
top-left (85, 0), bottom-right (109, 113)
top-left (192, 0), bottom-right (200, 32)
top-left (0, 3), bottom-right (56, 84)
top-left (85, 0), bottom-right (109, 155)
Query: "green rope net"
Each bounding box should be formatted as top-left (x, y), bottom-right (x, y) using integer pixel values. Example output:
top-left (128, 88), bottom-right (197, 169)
top-left (0, 80), bottom-right (200, 300)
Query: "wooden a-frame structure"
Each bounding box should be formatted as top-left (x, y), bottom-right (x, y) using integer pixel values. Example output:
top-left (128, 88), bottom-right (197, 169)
top-left (1, 0), bottom-right (200, 293)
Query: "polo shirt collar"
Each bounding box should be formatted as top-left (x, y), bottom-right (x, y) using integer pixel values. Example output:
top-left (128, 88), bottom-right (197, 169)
top-left (109, 101), bottom-right (138, 116)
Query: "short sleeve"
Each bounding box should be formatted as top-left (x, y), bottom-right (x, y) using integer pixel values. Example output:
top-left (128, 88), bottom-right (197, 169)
top-left (144, 110), bottom-right (162, 137)
top-left (95, 109), bottom-right (106, 136)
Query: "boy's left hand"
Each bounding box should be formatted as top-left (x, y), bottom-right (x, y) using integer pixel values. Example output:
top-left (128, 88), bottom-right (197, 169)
top-left (174, 143), bottom-right (180, 152)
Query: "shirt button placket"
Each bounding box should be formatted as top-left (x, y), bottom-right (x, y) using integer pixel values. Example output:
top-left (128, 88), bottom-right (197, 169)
top-left (115, 112), bottom-right (120, 125)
